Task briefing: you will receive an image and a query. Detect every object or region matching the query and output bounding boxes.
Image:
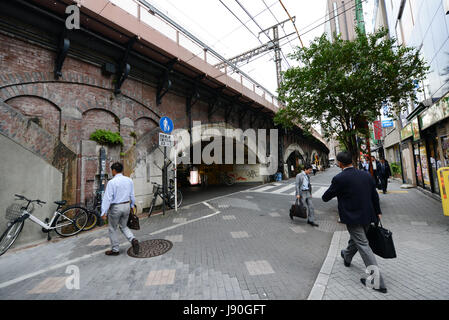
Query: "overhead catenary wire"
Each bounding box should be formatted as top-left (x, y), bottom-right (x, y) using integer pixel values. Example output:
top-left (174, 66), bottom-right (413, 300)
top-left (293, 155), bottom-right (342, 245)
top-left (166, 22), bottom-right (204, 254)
top-left (233, 0), bottom-right (291, 68)
top-left (231, 0), bottom-right (369, 68)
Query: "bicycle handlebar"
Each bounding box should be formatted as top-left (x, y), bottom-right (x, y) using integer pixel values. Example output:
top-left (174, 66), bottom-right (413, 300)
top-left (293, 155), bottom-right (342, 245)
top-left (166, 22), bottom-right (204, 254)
top-left (14, 194), bottom-right (46, 205)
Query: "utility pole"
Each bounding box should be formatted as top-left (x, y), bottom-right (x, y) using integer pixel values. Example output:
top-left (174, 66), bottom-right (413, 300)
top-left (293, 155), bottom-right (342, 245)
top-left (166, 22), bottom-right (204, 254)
top-left (272, 25), bottom-right (282, 89)
top-left (214, 17), bottom-right (294, 90)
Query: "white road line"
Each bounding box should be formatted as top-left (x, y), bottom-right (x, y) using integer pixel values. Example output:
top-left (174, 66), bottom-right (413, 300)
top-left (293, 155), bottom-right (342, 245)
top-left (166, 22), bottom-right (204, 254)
top-left (312, 187), bottom-right (327, 199)
top-left (272, 184), bottom-right (295, 194)
top-left (254, 185), bottom-right (279, 192)
top-left (0, 210), bottom-right (221, 289)
top-left (202, 201), bottom-right (217, 211)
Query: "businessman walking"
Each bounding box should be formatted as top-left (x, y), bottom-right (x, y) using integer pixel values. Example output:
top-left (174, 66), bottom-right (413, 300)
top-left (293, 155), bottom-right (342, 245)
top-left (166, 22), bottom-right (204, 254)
top-left (101, 162), bottom-right (140, 256)
top-left (322, 151), bottom-right (387, 293)
top-left (296, 164), bottom-right (319, 227)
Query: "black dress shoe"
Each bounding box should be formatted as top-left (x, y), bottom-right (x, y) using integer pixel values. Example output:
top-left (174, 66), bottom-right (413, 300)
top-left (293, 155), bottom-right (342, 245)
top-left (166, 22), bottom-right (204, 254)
top-left (341, 250), bottom-right (351, 267)
top-left (132, 239), bottom-right (140, 255)
top-left (105, 250), bottom-right (119, 256)
top-left (307, 221), bottom-right (319, 227)
top-left (360, 278), bottom-right (387, 293)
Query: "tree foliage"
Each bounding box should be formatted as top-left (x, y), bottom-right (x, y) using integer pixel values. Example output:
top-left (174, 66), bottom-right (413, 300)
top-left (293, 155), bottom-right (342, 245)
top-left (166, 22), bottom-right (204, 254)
top-left (274, 28), bottom-right (428, 163)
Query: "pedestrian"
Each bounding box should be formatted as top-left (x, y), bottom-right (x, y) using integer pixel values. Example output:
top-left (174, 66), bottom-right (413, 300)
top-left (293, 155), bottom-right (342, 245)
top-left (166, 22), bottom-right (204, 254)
top-left (295, 164), bottom-right (319, 227)
top-left (371, 156), bottom-right (381, 188)
top-left (312, 163), bottom-right (317, 176)
top-left (322, 151), bottom-right (387, 293)
top-left (101, 162), bottom-right (140, 256)
top-left (377, 157), bottom-right (392, 194)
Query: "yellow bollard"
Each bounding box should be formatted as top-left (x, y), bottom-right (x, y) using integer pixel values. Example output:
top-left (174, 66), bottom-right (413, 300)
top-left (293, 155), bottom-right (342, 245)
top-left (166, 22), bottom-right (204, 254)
top-left (437, 167), bottom-right (449, 216)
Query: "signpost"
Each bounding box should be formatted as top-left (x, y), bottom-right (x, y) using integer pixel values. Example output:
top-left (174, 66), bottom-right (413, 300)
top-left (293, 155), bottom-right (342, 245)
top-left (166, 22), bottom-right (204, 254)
top-left (158, 117), bottom-right (177, 212)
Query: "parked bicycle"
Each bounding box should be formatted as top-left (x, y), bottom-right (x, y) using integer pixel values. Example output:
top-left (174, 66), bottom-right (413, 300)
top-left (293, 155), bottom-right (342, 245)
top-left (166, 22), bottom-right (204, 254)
top-left (0, 194), bottom-right (89, 256)
top-left (83, 191), bottom-right (103, 231)
top-left (148, 180), bottom-right (182, 217)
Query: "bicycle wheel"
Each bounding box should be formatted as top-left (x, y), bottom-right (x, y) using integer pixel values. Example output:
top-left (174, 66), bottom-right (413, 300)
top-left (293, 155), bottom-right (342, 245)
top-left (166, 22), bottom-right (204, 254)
top-left (83, 211), bottom-right (98, 231)
top-left (0, 221), bottom-right (24, 256)
top-left (54, 206), bottom-right (88, 237)
top-left (148, 195), bottom-right (158, 217)
top-left (169, 190), bottom-right (182, 209)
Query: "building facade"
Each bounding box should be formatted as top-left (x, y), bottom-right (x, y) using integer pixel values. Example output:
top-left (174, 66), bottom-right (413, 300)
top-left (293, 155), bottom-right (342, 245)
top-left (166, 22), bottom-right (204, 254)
top-left (375, 0), bottom-right (449, 197)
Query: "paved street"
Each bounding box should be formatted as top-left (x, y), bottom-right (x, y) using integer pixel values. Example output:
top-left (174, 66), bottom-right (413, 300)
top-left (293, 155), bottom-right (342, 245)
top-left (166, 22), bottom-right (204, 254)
top-left (1, 167), bottom-right (448, 300)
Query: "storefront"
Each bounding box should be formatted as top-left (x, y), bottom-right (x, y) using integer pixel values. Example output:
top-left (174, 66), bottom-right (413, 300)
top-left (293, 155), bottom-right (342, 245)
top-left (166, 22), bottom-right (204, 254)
top-left (399, 123), bottom-right (416, 185)
top-left (410, 117), bottom-right (432, 191)
top-left (417, 94), bottom-right (449, 196)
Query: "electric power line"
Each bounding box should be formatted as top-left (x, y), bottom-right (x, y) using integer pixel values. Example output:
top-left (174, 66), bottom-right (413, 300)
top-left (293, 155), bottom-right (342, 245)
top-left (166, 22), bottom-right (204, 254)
top-left (232, 0), bottom-right (291, 68)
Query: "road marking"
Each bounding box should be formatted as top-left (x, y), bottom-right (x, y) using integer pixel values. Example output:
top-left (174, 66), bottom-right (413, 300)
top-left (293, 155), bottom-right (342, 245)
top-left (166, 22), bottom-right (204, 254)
top-left (272, 184), bottom-right (295, 194)
top-left (312, 187), bottom-right (327, 199)
top-left (203, 201), bottom-right (218, 211)
top-left (0, 209), bottom-right (221, 289)
top-left (254, 185), bottom-right (279, 192)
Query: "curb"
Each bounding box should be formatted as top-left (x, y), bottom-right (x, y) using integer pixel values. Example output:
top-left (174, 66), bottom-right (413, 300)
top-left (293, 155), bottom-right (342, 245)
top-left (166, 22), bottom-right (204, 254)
top-left (307, 231), bottom-right (342, 300)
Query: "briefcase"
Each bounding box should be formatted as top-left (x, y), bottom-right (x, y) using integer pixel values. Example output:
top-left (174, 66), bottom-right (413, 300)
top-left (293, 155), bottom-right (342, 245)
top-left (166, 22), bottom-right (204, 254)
top-left (289, 199), bottom-right (307, 220)
top-left (127, 206), bottom-right (140, 230)
top-left (367, 220), bottom-right (396, 259)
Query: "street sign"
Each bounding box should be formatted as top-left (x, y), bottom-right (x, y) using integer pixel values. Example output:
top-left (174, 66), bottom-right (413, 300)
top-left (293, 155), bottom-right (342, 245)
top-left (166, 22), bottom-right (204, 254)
top-left (382, 120), bottom-right (394, 128)
top-left (160, 117), bottom-right (174, 134)
top-left (159, 132), bottom-right (174, 147)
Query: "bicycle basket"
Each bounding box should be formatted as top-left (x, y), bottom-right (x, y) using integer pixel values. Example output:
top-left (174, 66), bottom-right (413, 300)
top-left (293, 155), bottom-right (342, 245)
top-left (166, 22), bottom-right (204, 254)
top-left (5, 203), bottom-right (31, 221)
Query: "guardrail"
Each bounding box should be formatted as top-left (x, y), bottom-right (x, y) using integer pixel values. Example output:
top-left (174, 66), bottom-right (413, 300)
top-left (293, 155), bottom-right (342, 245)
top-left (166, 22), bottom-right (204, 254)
top-left (108, 0), bottom-right (280, 108)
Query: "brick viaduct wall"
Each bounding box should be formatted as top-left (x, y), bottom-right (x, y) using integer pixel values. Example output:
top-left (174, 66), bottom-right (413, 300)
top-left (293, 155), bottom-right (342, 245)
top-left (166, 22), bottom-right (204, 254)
top-left (0, 32), bottom-right (327, 212)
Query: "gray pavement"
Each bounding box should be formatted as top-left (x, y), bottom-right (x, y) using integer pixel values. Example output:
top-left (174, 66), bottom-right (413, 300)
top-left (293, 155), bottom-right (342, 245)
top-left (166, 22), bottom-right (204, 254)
top-left (1, 167), bottom-right (448, 300)
top-left (309, 170), bottom-right (449, 300)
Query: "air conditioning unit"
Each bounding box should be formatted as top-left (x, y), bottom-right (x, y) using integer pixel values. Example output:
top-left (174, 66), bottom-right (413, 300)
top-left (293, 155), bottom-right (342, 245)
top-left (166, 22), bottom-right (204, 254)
top-left (445, 0), bottom-right (449, 15)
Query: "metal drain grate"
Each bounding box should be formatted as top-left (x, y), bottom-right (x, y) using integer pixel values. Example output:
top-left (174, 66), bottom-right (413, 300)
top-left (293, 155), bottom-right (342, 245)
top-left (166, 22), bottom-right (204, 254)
top-left (127, 239), bottom-right (173, 258)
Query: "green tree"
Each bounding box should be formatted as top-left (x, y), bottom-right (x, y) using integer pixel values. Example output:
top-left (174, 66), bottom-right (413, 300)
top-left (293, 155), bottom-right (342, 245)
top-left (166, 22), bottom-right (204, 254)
top-left (274, 28), bottom-right (428, 165)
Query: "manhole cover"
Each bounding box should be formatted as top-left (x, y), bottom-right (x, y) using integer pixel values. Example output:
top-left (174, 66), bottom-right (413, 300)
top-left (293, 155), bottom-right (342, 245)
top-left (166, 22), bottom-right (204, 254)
top-left (127, 239), bottom-right (173, 258)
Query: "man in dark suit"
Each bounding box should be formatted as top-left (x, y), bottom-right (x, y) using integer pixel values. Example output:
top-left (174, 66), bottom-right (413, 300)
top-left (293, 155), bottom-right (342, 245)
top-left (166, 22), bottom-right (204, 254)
top-left (322, 151), bottom-right (387, 293)
top-left (377, 157), bottom-right (392, 194)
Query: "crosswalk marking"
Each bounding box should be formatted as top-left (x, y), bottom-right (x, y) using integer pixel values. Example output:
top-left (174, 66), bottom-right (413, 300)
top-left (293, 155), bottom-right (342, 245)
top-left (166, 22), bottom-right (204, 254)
top-left (254, 185), bottom-right (279, 192)
top-left (272, 184), bottom-right (296, 194)
top-left (250, 183), bottom-right (332, 200)
top-left (312, 187), bottom-right (327, 199)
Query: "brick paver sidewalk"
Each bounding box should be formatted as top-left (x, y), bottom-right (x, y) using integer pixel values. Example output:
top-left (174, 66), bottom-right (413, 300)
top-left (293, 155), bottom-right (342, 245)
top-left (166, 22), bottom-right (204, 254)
top-left (309, 179), bottom-right (449, 300)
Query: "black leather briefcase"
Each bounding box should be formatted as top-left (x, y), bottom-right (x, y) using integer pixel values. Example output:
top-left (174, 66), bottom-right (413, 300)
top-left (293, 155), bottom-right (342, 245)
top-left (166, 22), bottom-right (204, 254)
top-left (367, 220), bottom-right (397, 259)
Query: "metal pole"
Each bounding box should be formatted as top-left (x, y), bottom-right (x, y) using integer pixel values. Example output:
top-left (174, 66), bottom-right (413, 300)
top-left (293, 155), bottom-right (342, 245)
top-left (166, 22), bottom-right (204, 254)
top-left (163, 146), bottom-right (166, 215)
top-left (174, 142), bottom-right (177, 212)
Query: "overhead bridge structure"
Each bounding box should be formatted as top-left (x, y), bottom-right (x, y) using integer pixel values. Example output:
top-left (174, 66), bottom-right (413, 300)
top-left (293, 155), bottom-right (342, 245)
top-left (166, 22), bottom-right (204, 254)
top-left (0, 0), bottom-right (329, 245)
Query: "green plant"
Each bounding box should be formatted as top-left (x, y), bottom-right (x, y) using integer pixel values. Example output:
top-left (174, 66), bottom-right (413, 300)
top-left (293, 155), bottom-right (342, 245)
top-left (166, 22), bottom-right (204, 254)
top-left (90, 129), bottom-right (123, 146)
top-left (120, 152), bottom-right (125, 157)
top-left (130, 131), bottom-right (137, 139)
top-left (390, 162), bottom-right (402, 176)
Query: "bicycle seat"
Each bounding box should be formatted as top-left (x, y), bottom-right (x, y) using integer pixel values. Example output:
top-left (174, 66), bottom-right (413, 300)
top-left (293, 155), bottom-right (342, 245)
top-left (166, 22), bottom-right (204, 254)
top-left (54, 200), bottom-right (67, 206)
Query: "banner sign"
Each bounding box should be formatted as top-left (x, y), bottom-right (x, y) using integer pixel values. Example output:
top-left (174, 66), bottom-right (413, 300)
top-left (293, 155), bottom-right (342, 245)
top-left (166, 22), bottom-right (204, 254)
top-left (373, 120), bottom-right (382, 140)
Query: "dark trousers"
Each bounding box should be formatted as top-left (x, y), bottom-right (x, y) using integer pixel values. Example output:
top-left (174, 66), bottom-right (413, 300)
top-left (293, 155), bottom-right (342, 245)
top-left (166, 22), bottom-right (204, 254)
top-left (342, 224), bottom-right (386, 289)
top-left (379, 175), bottom-right (388, 192)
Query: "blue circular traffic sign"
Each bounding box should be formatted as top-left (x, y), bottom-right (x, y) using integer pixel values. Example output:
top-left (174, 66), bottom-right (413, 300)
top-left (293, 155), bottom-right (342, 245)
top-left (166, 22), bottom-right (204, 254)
top-left (160, 117), bottom-right (174, 134)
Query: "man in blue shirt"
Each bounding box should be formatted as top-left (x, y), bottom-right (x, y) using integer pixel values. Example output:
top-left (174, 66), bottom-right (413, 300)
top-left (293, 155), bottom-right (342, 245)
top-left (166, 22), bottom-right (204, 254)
top-left (102, 162), bottom-right (139, 256)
